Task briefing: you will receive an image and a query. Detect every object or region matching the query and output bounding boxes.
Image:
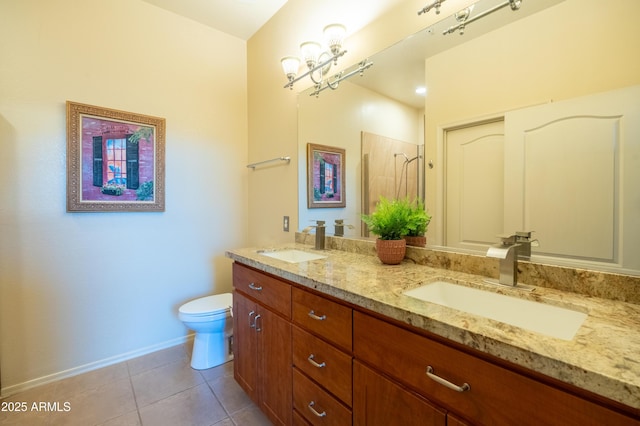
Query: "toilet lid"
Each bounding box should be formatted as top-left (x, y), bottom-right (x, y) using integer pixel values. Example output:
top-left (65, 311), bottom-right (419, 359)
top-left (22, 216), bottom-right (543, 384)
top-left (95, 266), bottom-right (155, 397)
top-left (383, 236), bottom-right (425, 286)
top-left (179, 293), bottom-right (232, 315)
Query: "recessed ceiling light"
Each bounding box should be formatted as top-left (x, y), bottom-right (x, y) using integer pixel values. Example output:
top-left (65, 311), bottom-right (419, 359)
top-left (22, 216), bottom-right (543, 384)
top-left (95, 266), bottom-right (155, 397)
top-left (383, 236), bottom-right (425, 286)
top-left (415, 86), bottom-right (427, 95)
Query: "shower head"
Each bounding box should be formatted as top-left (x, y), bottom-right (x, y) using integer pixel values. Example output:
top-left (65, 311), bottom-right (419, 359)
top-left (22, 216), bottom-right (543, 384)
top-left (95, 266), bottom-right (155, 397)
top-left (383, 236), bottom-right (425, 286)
top-left (394, 153), bottom-right (410, 161)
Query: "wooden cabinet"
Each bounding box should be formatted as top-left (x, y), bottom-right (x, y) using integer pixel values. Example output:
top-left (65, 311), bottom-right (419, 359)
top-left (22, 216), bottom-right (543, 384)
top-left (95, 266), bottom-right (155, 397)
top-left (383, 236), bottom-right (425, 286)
top-left (353, 311), bottom-right (639, 426)
top-left (353, 361), bottom-right (447, 426)
top-left (291, 287), bottom-right (353, 425)
top-left (232, 261), bottom-right (638, 425)
top-left (233, 264), bottom-right (292, 426)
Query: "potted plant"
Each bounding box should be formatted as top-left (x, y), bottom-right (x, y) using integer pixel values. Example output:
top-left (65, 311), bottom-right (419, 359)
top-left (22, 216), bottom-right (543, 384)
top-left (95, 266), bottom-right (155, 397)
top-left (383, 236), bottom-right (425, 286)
top-left (361, 197), bottom-right (412, 264)
top-left (405, 198), bottom-right (432, 247)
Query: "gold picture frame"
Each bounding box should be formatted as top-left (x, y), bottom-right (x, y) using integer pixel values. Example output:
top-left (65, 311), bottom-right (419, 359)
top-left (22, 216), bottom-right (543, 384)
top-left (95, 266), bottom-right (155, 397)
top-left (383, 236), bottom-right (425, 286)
top-left (307, 143), bottom-right (346, 209)
top-left (66, 101), bottom-right (165, 212)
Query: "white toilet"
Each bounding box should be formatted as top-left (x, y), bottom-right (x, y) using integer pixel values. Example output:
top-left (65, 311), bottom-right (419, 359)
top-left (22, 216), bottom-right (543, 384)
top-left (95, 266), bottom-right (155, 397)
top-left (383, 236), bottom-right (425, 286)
top-left (179, 293), bottom-right (233, 370)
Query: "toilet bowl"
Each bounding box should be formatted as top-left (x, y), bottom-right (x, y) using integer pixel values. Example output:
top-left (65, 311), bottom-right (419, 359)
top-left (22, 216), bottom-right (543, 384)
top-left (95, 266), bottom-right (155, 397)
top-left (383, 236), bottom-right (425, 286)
top-left (179, 293), bottom-right (233, 370)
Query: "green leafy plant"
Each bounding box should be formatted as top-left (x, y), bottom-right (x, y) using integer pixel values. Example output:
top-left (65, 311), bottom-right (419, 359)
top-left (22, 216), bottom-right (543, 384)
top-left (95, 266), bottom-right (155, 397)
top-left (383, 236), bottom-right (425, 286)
top-left (406, 198), bottom-right (432, 237)
top-left (136, 181), bottom-right (154, 201)
top-left (128, 127), bottom-right (153, 144)
top-left (361, 197), bottom-right (412, 240)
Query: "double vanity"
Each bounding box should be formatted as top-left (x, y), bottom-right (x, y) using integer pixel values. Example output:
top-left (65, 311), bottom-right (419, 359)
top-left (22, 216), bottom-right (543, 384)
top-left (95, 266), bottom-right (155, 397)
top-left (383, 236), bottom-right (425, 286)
top-left (226, 237), bottom-right (640, 425)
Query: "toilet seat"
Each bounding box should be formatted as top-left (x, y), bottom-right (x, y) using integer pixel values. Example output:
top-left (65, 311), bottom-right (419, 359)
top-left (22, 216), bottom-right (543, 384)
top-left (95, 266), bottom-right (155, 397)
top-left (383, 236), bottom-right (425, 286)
top-left (179, 293), bottom-right (232, 318)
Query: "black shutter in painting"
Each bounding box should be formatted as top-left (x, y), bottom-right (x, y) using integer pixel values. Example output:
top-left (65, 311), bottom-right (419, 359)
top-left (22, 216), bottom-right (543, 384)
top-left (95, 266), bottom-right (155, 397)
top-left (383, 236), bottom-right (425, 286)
top-left (126, 134), bottom-right (139, 189)
top-left (92, 136), bottom-right (103, 187)
top-left (331, 164), bottom-right (337, 193)
top-left (319, 159), bottom-right (326, 194)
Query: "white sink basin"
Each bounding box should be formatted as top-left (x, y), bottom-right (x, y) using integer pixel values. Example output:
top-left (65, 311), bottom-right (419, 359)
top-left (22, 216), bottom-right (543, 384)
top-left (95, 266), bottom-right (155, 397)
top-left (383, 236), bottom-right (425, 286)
top-left (403, 281), bottom-right (587, 340)
top-left (258, 249), bottom-right (327, 264)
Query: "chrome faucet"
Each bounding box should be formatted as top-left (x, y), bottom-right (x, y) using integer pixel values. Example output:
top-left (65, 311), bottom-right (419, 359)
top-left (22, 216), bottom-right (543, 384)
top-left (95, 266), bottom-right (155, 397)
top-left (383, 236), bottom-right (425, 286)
top-left (302, 220), bottom-right (326, 250)
top-left (333, 219), bottom-right (354, 237)
top-left (487, 234), bottom-right (521, 286)
top-left (486, 231), bottom-right (538, 288)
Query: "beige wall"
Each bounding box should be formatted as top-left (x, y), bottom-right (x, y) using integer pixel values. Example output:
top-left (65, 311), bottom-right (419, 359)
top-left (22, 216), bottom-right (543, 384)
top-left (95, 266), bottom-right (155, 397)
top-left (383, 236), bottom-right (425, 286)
top-left (424, 0), bottom-right (640, 242)
top-left (0, 0), bottom-right (247, 392)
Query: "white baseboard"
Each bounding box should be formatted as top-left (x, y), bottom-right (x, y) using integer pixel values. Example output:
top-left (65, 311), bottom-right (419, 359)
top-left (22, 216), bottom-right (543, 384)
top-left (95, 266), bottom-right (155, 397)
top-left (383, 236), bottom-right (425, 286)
top-left (1, 334), bottom-right (194, 398)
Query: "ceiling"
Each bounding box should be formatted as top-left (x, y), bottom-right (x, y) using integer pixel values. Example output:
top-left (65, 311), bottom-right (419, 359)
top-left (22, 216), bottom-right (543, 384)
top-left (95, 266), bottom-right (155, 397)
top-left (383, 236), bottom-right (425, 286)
top-left (140, 0), bottom-right (289, 40)
top-left (140, 0), bottom-right (408, 41)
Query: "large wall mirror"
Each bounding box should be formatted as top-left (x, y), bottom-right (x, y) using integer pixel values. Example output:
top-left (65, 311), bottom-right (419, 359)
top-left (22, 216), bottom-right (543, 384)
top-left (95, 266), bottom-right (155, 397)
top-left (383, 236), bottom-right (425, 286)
top-left (298, 0), bottom-right (640, 276)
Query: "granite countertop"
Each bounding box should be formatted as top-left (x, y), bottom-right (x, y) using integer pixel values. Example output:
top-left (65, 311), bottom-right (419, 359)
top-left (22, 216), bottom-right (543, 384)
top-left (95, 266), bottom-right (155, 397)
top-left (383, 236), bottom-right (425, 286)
top-left (225, 243), bottom-right (640, 411)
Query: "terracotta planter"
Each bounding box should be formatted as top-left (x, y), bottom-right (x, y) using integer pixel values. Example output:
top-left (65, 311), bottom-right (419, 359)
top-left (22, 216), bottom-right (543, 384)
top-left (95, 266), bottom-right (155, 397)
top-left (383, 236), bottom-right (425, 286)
top-left (375, 238), bottom-right (406, 265)
top-left (404, 235), bottom-right (427, 247)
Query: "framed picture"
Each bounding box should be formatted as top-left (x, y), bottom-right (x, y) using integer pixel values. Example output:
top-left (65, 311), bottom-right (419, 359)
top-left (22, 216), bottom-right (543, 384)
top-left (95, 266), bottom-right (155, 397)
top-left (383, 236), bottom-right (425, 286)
top-left (307, 143), bottom-right (346, 209)
top-left (66, 101), bottom-right (165, 212)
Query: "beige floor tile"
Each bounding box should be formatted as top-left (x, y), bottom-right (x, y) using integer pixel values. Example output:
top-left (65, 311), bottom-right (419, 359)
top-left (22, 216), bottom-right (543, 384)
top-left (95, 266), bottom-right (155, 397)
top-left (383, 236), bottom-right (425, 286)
top-left (208, 374), bottom-right (254, 415)
top-left (199, 360), bottom-right (233, 383)
top-left (127, 344), bottom-right (189, 377)
top-left (138, 383), bottom-right (226, 426)
top-left (0, 403), bottom-right (52, 426)
top-left (230, 405), bottom-right (273, 426)
top-left (98, 410), bottom-right (141, 426)
top-left (2, 347), bottom-right (267, 426)
top-left (211, 418), bottom-right (235, 426)
top-left (48, 377), bottom-right (136, 426)
top-left (0, 381), bottom-right (57, 426)
top-left (131, 359), bottom-right (204, 407)
top-left (55, 362), bottom-right (129, 400)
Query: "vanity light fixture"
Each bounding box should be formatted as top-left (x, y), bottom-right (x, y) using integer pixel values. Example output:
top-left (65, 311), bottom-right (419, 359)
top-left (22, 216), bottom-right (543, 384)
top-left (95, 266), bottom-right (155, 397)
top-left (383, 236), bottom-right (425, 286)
top-left (443, 0), bottom-right (522, 35)
top-left (418, 0), bottom-right (447, 15)
top-left (309, 59), bottom-right (374, 97)
top-left (281, 23), bottom-right (347, 91)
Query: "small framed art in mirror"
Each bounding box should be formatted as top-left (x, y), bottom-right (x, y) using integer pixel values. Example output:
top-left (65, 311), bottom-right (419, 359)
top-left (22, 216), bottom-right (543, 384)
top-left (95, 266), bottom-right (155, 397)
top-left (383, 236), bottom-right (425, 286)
top-left (66, 101), bottom-right (165, 212)
top-left (307, 143), bottom-right (345, 209)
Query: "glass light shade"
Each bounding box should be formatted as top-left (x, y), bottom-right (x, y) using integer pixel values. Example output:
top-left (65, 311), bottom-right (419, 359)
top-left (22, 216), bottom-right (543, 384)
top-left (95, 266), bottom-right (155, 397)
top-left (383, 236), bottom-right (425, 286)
top-left (323, 24), bottom-right (346, 55)
top-left (281, 56), bottom-right (300, 80)
top-left (300, 41), bottom-right (321, 69)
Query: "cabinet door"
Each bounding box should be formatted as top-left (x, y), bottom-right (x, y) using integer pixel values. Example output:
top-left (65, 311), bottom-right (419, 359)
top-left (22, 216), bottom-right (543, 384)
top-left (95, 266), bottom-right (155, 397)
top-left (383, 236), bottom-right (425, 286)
top-left (353, 361), bottom-right (446, 426)
top-left (258, 306), bottom-right (292, 426)
top-left (233, 291), bottom-right (258, 402)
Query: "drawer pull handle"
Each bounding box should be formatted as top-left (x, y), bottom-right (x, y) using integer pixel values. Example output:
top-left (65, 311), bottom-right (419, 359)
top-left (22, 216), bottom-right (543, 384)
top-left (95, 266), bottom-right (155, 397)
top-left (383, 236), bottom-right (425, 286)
top-left (308, 310), bottom-right (326, 321)
top-left (248, 311), bottom-right (256, 328)
top-left (248, 282), bottom-right (263, 291)
top-left (307, 354), bottom-right (326, 368)
top-left (254, 314), bottom-right (262, 332)
top-left (426, 366), bottom-right (470, 392)
top-left (307, 401), bottom-right (327, 418)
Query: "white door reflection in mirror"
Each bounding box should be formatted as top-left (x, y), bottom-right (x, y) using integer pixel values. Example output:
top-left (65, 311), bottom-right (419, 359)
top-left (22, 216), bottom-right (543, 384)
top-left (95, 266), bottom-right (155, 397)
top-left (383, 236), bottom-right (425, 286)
top-left (505, 85), bottom-right (640, 270)
top-left (445, 119), bottom-right (504, 251)
top-left (443, 85), bottom-right (640, 271)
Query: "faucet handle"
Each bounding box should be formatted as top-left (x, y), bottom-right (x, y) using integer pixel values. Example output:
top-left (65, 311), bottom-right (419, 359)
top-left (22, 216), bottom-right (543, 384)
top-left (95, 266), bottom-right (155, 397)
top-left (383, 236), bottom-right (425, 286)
top-left (497, 233), bottom-right (518, 245)
top-left (515, 230), bottom-right (535, 240)
top-left (515, 231), bottom-right (539, 246)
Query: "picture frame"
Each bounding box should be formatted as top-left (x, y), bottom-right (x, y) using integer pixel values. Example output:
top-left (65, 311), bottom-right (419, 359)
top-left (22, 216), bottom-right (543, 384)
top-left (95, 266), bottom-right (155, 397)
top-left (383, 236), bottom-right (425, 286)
top-left (307, 143), bottom-right (346, 209)
top-left (66, 101), bottom-right (166, 212)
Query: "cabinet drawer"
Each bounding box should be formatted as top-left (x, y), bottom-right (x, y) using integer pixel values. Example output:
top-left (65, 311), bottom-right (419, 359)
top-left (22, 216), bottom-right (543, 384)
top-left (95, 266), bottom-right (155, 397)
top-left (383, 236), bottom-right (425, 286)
top-left (293, 410), bottom-right (312, 426)
top-left (293, 368), bottom-right (352, 426)
top-left (293, 326), bottom-right (353, 406)
top-left (292, 288), bottom-right (352, 351)
top-left (233, 263), bottom-right (291, 318)
top-left (354, 311), bottom-right (635, 426)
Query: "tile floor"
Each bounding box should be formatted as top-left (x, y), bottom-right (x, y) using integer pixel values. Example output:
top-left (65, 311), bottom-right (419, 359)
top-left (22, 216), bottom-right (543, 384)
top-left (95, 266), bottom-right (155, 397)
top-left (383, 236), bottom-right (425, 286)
top-left (0, 344), bottom-right (272, 426)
